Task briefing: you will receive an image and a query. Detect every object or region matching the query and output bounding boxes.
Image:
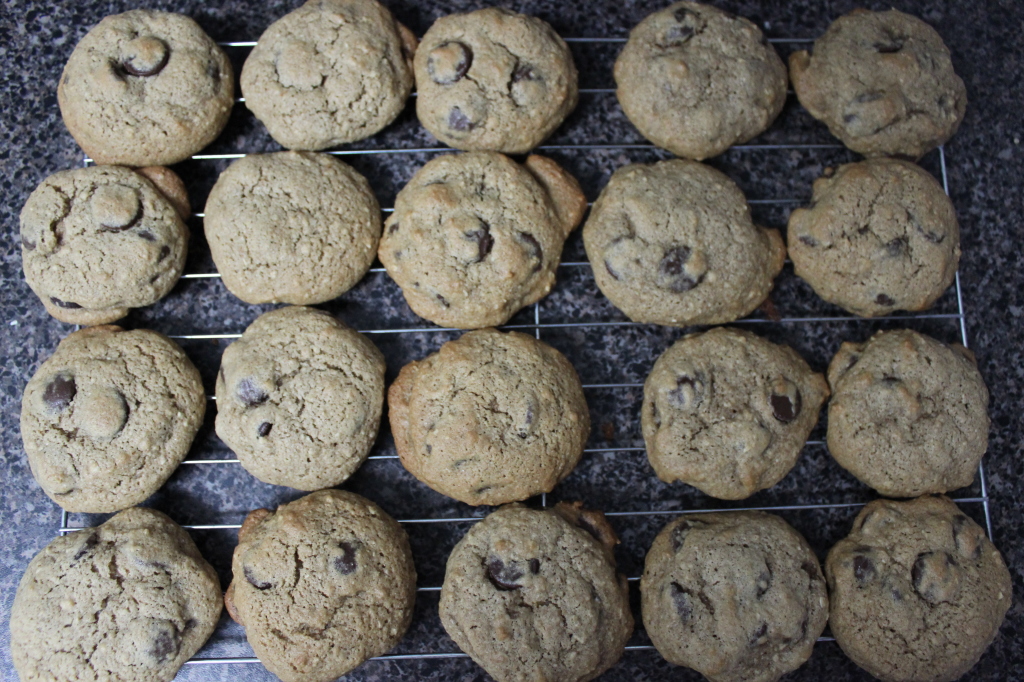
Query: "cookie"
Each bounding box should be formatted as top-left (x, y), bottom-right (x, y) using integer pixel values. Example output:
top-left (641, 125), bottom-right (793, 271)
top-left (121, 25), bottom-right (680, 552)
top-left (790, 9), bottom-right (967, 159)
top-left (389, 328), bottom-right (590, 506)
top-left (224, 490), bottom-right (417, 682)
top-left (215, 306), bottom-right (385, 490)
top-left (642, 327), bottom-right (829, 499)
top-left (21, 326), bottom-right (206, 512)
top-left (440, 502), bottom-right (632, 682)
top-left (641, 512), bottom-right (828, 682)
top-left (614, 2), bottom-right (787, 160)
top-left (11, 507), bottom-right (221, 682)
top-left (20, 165), bottom-right (189, 325)
top-left (788, 158), bottom-right (960, 317)
top-left (379, 152), bottom-right (587, 328)
top-left (204, 151), bottom-right (382, 305)
top-left (826, 496), bottom-right (1011, 682)
top-left (58, 9), bottom-right (234, 166)
top-left (827, 329), bottom-right (990, 497)
top-left (240, 0), bottom-right (416, 150)
top-left (414, 7), bottom-right (578, 153)
top-left (583, 159), bottom-right (785, 327)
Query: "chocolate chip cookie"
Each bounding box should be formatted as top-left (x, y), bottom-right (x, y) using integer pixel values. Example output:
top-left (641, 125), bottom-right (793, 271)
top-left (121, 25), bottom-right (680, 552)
top-left (20, 165), bottom-right (189, 325)
top-left (788, 158), bottom-right (960, 317)
top-left (826, 496), bottom-right (1011, 682)
top-left (584, 159), bottom-right (786, 327)
top-left (21, 326), bottom-right (206, 512)
top-left (415, 7), bottom-right (578, 153)
top-left (827, 329), bottom-right (989, 497)
top-left (11, 507), bottom-right (222, 682)
top-left (224, 490), bottom-right (417, 682)
top-left (642, 327), bottom-right (829, 500)
top-left (241, 0), bottom-right (416, 150)
top-left (642, 512), bottom-right (828, 682)
top-left (215, 306), bottom-right (385, 490)
top-left (58, 9), bottom-right (234, 166)
top-left (790, 9), bottom-right (967, 159)
top-left (440, 502), bottom-right (632, 682)
top-left (204, 151), bottom-right (382, 305)
top-left (389, 328), bottom-right (590, 506)
top-left (614, 2), bottom-right (788, 160)
top-left (379, 152), bottom-right (587, 328)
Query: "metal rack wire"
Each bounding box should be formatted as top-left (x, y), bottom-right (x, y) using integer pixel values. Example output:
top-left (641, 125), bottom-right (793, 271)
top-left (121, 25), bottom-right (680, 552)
top-left (57, 33), bottom-right (992, 674)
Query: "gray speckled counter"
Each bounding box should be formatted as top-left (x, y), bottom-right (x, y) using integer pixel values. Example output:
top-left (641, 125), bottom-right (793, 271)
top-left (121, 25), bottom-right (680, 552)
top-left (2, 1), bottom-right (1023, 680)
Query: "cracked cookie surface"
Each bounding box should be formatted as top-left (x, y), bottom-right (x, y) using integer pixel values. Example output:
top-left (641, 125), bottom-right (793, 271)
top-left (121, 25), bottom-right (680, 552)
top-left (583, 159), bottom-right (785, 327)
top-left (788, 158), bottom-right (960, 317)
top-left (241, 0), bottom-right (415, 150)
top-left (642, 327), bottom-right (828, 499)
top-left (11, 507), bottom-right (221, 682)
top-left (379, 151), bottom-right (586, 328)
top-left (614, 2), bottom-right (787, 160)
top-left (224, 490), bottom-right (417, 682)
top-left (826, 496), bottom-right (1011, 682)
top-left (440, 503), bottom-right (632, 682)
top-left (21, 165), bottom-right (189, 325)
top-left (58, 9), bottom-right (234, 166)
top-left (389, 328), bottom-right (589, 506)
top-left (642, 511), bottom-right (828, 682)
top-left (215, 306), bottom-right (385, 490)
top-left (414, 7), bottom-right (578, 153)
top-left (791, 9), bottom-right (966, 159)
top-left (21, 326), bottom-right (206, 513)
top-left (827, 329), bottom-right (989, 497)
top-left (204, 151), bottom-right (382, 305)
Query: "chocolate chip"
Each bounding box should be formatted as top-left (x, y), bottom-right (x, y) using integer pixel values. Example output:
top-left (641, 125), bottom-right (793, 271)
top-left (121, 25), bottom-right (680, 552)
top-left (44, 374), bottom-right (76, 412)
top-left (952, 514), bottom-right (983, 560)
top-left (158, 245), bottom-right (170, 261)
top-left (756, 567), bottom-right (772, 598)
top-left (798, 235), bottom-right (818, 247)
top-left (257, 422), bottom-right (272, 437)
top-left (236, 378), bottom-right (268, 407)
top-left (800, 560), bottom-right (820, 582)
top-left (466, 223), bottom-right (493, 262)
top-left (529, 558), bottom-right (540, 574)
top-left (750, 622), bottom-right (769, 644)
top-left (770, 390), bottom-right (801, 423)
top-left (448, 106), bottom-right (474, 132)
top-left (662, 7), bottom-right (704, 47)
top-left (512, 64), bottom-right (539, 83)
top-left (576, 516), bottom-right (602, 542)
top-left (671, 518), bottom-right (707, 551)
top-left (428, 41), bottom-right (473, 85)
top-left (874, 36), bottom-right (905, 53)
top-left (123, 36), bottom-right (170, 77)
top-left (853, 91), bottom-right (885, 104)
top-left (72, 532), bottom-right (99, 562)
top-left (912, 551), bottom-right (961, 604)
top-left (875, 293), bottom-right (896, 307)
top-left (147, 621), bottom-right (180, 664)
top-left (98, 204), bottom-right (142, 233)
top-left (518, 406), bottom-right (534, 439)
top-left (388, 222), bottom-right (400, 235)
top-left (486, 557), bottom-right (524, 590)
top-left (334, 542), bottom-right (358, 575)
top-left (669, 582), bottom-right (693, 622)
top-left (516, 232), bottom-right (543, 271)
top-left (475, 485), bottom-right (492, 495)
top-left (436, 293), bottom-right (450, 308)
top-left (604, 259), bottom-right (622, 280)
top-left (138, 230), bottom-right (156, 242)
top-left (912, 212), bottom-right (945, 243)
top-left (669, 373), bottom-right (704, 410)
top-left (21, 235), bottom-right (36, 250)
top-left (243, 566), bottom-right (273, 590)
top-left (886, 237), bottom-right (908, 257)
top-left (50, 296), bottom-right (81, 309)
top-left (658, 246), bottom-right (702, 293)
top-left (853, 554), bottom-right (876, 585)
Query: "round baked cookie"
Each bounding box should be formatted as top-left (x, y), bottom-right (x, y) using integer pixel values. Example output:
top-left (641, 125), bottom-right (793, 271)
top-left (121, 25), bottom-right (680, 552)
top-left (584, 159), bottom-right (785, 327)
top-left (642, 512), bottom-right (828, 682)
top-left (826, 496), bottom-right (1011, 682)
top-left (827, 329), bottom-right (989, 497)
top-left (642, 327), bottom-right (829, 500)
top-left (614, 2), bottom-right (787, 160)
top-left (415, 7), bottom-right (578, 153)
top-left (204, 151), bottom-right (382, 305)
top-left (215, 306), bottom-right (385, 490)
top-left (788, 158), bottom-right (960, 317)
top-left (58, 10), bottom-right (234, 166)
top-left (790, 9), bottom-right (967, 159)
top-left (440, 502), bottom-right (633, 682)
top-left (21, 326), bottom-right (206, 512)
top-left (389, 328), bottom-right (590, 506)
top-left (379, 152), bottom-right (587, 328)
top-left (20, 165), bottom-right (189, 325)
top-left (11, 507), bottom-right (222, 682)
top-left (224, 490), bottom-right (417, 682)
top-left (241, 0), bottom-right (416, 150)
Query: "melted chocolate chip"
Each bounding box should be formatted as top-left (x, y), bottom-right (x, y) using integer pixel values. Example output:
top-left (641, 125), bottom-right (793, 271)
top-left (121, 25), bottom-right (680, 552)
top-left (236, 378), bottom-right (268, 407)
top-left (662, 7), bottom-right (704, 47)
top-left (874, 36), bottom-right (905, 53)
top-left (912, 551), bottom-right (960, 604)
top-left (914, 216), bottom-right (946, 243)
top-left (334, 542), bottom-right (358, 575)
top-left (756, 567), bottom-right (772, 598)
top-left (952, 514), bottom-right (983, 560)
top-left (658, 246), bottom-right (702, 293)
top-left (243, 566), bottom-right (273, 590)
top-left (72, 532), bottom-right (99, 562)
top-left (428, 41), bottom-right (473, 85)
top-left (50, 296), bottom-right (82, 309)
top-left (124, 47), bottom-right (170, 77)
top-left (853, 554), bottom-right (876, 585)
top-left (886, 237), bottom-right (908, 257)
top-left (138, 230), bottom-right (156, 242)
top-left (576, 516), bottom-right (602, 542)
top-left (475, 485), bottom-right (492, 495)
top-left (669, 373), bottom-right (704, 410)
top-left (486, 557), bottom-right (524, 590)
top-left (876, 293), bottom-right (896, 307)
top-left (669, 582), bottom-right (693, 621)
top-left (158, 245), bottom-right (170, 261)
top-left (671, 518), bottom-right (707, 551)
top-left (529, 558), bottom-right (540, 574)
top-left (448, 107), bottom-right (473, 132)
top-left (21, 235), bottom-right (36, 250)
top-left (798, 235), bottom-right (818, 247)
top-left (512, 64), bottom-right (539, 82)
top-left (516, 232), bottom-right (543, 271)
top-left (257, 421), bottom-right (272, 437)
top-left (466, 223), bottom-right (493, 262)
top-left (44, 374), bottom-right (76, 412)
top-left (604, 259), bottom-right (622, 280)
top-left (436, 293), bottom-right (450, 308)
top-left (750, 622), bottom-right (769, 644)
top-left (770, 390), bottom-right (802, 423)
top-left (98, 204), bottom-right (142, 233)
top-left (388, 222), bottom-right (400, 235)
top-left (800, 560), bottom-right (821, 582)
top-left (147, 623), bottom-right (180, 664)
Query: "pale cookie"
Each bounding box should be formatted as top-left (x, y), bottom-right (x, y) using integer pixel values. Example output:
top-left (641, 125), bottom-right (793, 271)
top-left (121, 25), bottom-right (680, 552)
top-left (224, 490), bottom-right (417, 682)
top-left (215, 306), bottom-right (385, 490)
top-left (642, 327), bottom-right (829, 500)
top-left (642, 512), bottom-right (828, 682)
top-left (58, 9), bottom-right (234, 165)
top-left (826, 496), bottom-right (1011, 682)
top-left (389, 328), bottom-right (590, 506)
top-left (440, 502), bottom-right (632, 682)
top-left (20, 165), bottom-right (189, 325)
top-left (11, 507), bottom-right (221, 682)
top-left (614, 2), bottom-right (788, 160)
top-left (204, 151), bottom-right (381, 305)
top-left (584, 159), bottom-right (785, 326)
top-left (379, 152), bottom-right (586, 328)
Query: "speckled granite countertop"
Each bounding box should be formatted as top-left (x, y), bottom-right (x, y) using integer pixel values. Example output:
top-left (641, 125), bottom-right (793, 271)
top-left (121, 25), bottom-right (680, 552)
top-left (2, 1), bottom-right (1022, 680)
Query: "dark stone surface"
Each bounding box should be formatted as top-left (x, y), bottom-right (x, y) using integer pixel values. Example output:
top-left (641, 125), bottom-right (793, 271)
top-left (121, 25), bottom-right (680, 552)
top-left (2, 0), bottom-right (1022, 680)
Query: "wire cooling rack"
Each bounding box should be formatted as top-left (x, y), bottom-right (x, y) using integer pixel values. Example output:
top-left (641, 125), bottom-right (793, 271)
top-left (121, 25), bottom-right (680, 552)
top-left (55, 33), bottom-right (992, 679)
